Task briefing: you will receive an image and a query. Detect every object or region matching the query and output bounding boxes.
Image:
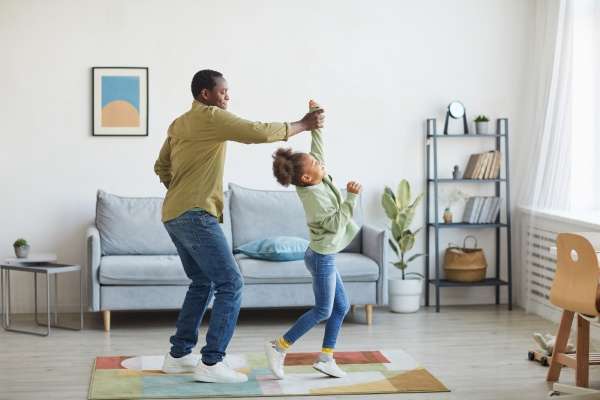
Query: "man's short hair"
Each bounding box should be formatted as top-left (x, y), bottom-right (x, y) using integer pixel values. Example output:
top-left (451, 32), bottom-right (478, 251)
top-left (191, 69), bottom-right (223, 99)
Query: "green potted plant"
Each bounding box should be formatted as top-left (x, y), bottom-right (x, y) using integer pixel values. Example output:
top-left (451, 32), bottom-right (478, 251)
top-left (474, 115), bottom-right (490, 134)
top-left (381, 180), bottom-right (424, 313)
top-left (13, 238), bottom-right (30, 258)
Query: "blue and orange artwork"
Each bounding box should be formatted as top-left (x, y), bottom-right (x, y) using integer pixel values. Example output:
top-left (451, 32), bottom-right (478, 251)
top-left (101, 76), bottom-right (140, 127)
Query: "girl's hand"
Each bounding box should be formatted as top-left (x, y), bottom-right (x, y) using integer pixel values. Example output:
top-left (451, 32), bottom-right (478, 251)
top-left (347, 181), bottom-right (362, 194)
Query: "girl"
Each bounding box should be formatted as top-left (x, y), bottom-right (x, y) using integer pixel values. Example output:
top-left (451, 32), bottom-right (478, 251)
top-left (265, 100), bottom-right (362, 379)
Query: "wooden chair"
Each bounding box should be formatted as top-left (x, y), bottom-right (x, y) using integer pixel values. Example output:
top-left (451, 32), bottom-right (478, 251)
top-left (547, 233), bottom-right (600, 388)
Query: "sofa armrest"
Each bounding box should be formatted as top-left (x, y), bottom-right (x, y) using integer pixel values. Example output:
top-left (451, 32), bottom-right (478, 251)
top-left (87, 225), bottom-right (101, 311)
top-left (362, 225), bottom-right (388, 305)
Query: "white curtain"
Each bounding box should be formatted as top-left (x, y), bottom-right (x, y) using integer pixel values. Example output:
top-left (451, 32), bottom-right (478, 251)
top-left (518, 0), bottom-right (600, 212)
top-left (517, 0), bottom-right (600, 312)
top-left (518, 0), bottom-right (573, 211)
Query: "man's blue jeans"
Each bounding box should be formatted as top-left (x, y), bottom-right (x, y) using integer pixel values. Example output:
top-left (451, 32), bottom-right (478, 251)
top-left (283, 248), bottom-right (350, 349)
top-left (164, 210), bottom-right (243, 365)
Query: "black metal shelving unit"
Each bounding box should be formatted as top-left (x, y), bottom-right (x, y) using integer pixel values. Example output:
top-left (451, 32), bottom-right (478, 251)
top-left (424, 118), bottom-right (512, 312)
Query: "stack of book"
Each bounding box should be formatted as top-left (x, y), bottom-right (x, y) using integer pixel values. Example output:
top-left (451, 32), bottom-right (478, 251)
top-left (462, 196), bottom-right (501, 224)
top-left (463, 151), bottom-right (501, 179)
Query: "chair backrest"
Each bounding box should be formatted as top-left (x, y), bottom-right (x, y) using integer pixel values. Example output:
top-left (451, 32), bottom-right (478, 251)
top-left (550, 233), bottom-right (600, 316)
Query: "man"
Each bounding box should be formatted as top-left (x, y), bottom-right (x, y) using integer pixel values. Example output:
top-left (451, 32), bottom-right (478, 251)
top-left (154, 69), bottom-right (324, 383)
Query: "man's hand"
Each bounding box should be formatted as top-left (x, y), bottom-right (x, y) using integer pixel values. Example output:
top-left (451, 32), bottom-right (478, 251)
top-left (347, 181), bottom-right (362, 194)
top-left (289, 109), bottom-right (325, 137)
top-left (301, 109), bottom-right (325, 130)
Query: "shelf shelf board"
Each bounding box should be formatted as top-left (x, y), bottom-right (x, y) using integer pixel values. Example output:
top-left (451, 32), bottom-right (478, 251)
top-left (428, 223), bottom-right (508, 229)
top-left (427, 134), bottom-right (506, 138)
top-left (428, 178), bottom-right (506, 183)
top-left (428, 278), bottom-right (509, 287)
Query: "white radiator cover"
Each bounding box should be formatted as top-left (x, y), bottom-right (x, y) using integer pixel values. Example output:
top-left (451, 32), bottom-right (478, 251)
top-left (519, 207), bottom-right (600, 339)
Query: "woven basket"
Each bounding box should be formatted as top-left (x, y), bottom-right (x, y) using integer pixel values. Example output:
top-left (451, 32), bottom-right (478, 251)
top-left (443, 236), bottom-right (487, 282)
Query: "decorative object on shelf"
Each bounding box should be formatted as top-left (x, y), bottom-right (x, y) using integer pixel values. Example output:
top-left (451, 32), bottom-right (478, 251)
top-left (13, 238), bottom-right (30, 258)
top-left (92, 67), bottom-right (149, 136)
top-left (425, 117), bottom-right (512, 312)
top-left (443, 101), bottom-right (468, 135)
top-left (474, 115), bottom-right (490, 134)
top-left (381, 180), bottom-right (424, 313)
top-left (443, 208), bottom-right (453, 224)
top-left (452, 165), bottom-right (460, 179)
top-left (443, 236), bottom-right (487, 282)
top-left (441, 188), bottom-right (467, 224)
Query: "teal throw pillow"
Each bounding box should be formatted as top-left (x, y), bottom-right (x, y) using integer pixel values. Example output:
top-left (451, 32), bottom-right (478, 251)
top-left (234, 236), bottom-right (309, 261)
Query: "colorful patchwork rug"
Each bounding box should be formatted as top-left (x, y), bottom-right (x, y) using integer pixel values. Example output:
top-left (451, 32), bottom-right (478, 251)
top-left (88, 350), bottom-right (448, 399)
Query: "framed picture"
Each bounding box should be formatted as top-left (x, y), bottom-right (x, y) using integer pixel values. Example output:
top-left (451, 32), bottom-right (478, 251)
top-left (92, 67), bottom-right (148, 136)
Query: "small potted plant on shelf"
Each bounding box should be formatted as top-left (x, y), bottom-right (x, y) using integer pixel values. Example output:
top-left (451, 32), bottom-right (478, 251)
top-left (474, 115), bottom-right (490, 134)
top-left (381, 180), bottom-right (424, 313)
top-left (13, 238), bottom-right (30, 258)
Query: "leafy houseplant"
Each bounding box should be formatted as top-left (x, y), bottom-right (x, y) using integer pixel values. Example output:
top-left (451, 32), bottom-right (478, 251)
top-left (381, 180), bottom-right (424, 312)
top-left (13, 238), bottom-right (30, 258)
top-left (474, 115), bottom-right (490, 134)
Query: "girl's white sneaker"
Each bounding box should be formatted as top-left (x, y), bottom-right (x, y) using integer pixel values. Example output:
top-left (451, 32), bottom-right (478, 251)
top-left (264, 340), bottom-right (286, 379)
top-left (312, 358), bottom-right (347, 378)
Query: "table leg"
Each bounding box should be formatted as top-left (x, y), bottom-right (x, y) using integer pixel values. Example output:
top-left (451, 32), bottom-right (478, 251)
top-left (1, 269), bottom-right (6, 328)
top-left (54, 274), bottom-right (59, 326)
top-left (45, 272), bottom-right (51, 335)
top-left (7, 270), bottom-right (11, 326)
top-left (79, 269), bottom-right (83, 330)
top-left (34, 272), bottom-right (39, 325)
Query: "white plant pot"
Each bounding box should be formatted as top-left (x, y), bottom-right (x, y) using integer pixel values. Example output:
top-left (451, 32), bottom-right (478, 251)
top-left (389, 278), bottom-right (423, 313)
top-left (475, 121), bottom-right (489, 134)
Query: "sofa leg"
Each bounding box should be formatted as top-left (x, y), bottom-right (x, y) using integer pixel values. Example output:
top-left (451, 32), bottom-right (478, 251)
top-left (365, 304), bottom-right (373, 325)
top-left (103, 310), bottom-right (111, 332)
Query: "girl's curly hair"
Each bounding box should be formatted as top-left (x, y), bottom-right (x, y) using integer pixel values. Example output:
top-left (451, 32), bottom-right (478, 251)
top-left (272, 148), bottom-right (307, 187)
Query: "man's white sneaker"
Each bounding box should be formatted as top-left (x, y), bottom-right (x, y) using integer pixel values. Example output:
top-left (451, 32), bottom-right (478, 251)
top-left (264, 341), bottom-right (286, 379)
top-left (161, 352), bottom-right (200, 374)
top-left (313, 358), bottom-right (347, 378)
top-left (194, 361), bottom-right (248, 383)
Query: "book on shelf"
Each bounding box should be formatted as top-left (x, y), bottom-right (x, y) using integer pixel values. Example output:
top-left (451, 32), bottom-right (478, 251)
top-left (462, 150), bottom-right (501, 179)
top-left (461, 196), bottom-right (501, 223)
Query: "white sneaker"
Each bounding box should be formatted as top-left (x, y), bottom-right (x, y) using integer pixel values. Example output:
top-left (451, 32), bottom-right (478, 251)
top-left (161, 352), bottom-right (200, 374)
top-left (194, 361), bottom-right (248, 383)
top-left (264, 340), bottom-right (286, 379)
top-left (313, 358), bottom-right (347, 378)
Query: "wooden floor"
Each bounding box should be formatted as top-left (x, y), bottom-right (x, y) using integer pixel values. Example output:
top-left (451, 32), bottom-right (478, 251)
top-left (1, 305), bottom-right (600, 400)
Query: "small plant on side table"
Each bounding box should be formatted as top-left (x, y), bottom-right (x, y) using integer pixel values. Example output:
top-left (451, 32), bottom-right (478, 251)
top-left (13, 238), bottom-right (30, 258)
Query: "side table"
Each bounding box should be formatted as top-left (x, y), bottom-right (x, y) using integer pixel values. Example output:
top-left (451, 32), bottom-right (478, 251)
top-left (1, 261), bottom-right (83, 336)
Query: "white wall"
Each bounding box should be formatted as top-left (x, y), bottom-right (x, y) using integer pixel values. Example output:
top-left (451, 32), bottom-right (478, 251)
top-left (0, 0), bottom-right (535, 313)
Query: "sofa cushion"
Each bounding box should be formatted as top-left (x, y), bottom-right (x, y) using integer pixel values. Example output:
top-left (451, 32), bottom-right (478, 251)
top-left (99, 255), bottom-right (190, 285)
top-left (235, 236), bottom-right (309, 261)
top-left (229, 183), bottom-right (308, 249)
top-left (229, 183), bottom-right (363, 253)
top-left (235, 253), bottom-right (379, 284)
top-left (96, 190), bottom-right (177, 256)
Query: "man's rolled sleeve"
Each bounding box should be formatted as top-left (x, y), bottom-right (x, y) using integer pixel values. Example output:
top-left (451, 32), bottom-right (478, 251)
top-left (213, 107), bottom-right (289, 144)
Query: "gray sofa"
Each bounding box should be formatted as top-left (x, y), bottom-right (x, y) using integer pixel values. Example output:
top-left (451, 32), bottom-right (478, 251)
top-left (87, 184), bottom-right (388, 331)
